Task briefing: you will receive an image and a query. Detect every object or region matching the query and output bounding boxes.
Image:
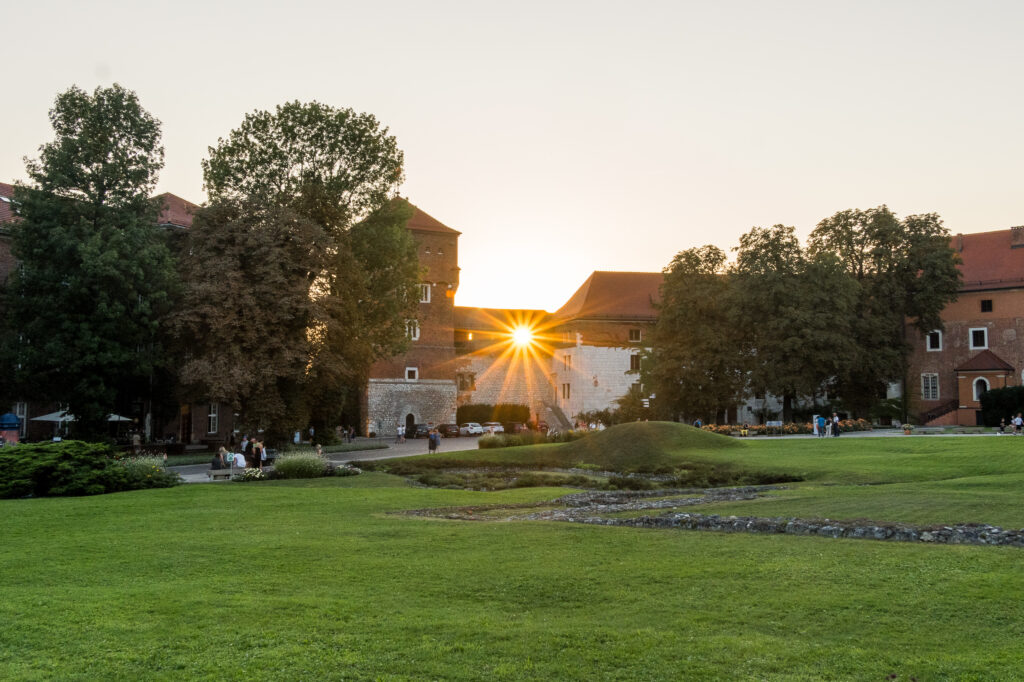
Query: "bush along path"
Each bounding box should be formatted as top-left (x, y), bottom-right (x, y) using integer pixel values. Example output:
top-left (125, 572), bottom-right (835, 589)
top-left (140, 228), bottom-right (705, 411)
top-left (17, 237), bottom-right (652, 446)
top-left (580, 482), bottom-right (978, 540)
top-left (402, 487), bottom-right (1024, 548)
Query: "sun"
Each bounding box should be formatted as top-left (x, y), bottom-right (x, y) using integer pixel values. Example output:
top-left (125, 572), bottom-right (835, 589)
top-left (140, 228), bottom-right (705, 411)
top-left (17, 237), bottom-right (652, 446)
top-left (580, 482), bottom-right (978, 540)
top-left (511, 326), bottom-right (534, 347)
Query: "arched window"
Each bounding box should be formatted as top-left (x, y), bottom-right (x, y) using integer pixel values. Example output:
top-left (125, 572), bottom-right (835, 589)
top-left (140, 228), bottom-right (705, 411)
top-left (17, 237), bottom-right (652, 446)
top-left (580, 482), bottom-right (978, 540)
top-left (974, 377), bottom-right (990, 402)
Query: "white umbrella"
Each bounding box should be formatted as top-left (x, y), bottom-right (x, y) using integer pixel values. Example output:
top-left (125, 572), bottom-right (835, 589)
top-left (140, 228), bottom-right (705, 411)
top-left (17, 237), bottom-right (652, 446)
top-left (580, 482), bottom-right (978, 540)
top-left (31, 411), bottom-right (132, 422)
top-left (31, 410), bottom-right (72, 422)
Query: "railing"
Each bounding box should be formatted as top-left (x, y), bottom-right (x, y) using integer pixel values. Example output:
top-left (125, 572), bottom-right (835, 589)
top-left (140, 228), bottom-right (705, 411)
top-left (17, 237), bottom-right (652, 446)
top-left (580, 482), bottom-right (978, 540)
top-left (919, 399), bottom-right (958, 425)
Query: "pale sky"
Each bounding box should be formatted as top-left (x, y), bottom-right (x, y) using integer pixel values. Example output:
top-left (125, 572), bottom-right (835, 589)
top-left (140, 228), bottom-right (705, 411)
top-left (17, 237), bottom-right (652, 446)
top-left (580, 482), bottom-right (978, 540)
top-left (2, 1), bottom-right (1022, 311)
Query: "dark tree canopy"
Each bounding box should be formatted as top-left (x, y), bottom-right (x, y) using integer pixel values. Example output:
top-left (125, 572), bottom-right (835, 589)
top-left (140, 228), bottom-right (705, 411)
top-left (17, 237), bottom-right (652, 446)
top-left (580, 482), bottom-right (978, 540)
top-left (808, 206), bottom-right (961, 416)
top-left (0, 84), bottom-right (173, 437)
top-left (173, 102), bottom-right (418, 440)
top-left (201, 101), bottom-right (404, 235)
top-left (731, 225), bottom-right (859, 421)
top-left (644, 245), bottom-right (745, 423)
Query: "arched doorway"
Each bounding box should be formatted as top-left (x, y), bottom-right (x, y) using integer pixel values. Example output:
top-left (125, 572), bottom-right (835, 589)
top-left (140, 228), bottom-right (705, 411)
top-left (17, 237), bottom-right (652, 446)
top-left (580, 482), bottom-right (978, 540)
top-left (974, 377), bottom-right (989, 401)
top-left (405, 413), bottom-right (416, 434)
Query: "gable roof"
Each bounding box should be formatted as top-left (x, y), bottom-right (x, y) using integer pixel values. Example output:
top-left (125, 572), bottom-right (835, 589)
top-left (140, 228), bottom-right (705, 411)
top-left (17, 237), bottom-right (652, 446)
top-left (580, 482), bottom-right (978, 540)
top-left (405, 203), bottom-right (460, 235)
top-left (956, 229), bottom-right (1024, 292)
top-left (555, 271), bottom-right (662, 320)
top-left (955, 349), bottom-right (1014, 372)
top-left (156, 192), bottom-right (198, 228)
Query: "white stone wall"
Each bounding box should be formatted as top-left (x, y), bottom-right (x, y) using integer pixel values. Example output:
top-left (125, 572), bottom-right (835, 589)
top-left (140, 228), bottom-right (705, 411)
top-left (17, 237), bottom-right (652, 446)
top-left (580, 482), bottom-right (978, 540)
top-left (366, 379), bottom-right (457, 437)
top-left (551, 344), bottom-right (642, 421)
top-left (456, 352), bottom-right (555, 422)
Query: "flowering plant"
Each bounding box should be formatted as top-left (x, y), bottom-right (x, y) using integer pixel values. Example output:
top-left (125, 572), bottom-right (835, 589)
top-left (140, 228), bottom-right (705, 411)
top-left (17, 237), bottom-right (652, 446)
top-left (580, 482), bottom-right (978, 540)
top-left (239, 468), bottom-right (266, 482)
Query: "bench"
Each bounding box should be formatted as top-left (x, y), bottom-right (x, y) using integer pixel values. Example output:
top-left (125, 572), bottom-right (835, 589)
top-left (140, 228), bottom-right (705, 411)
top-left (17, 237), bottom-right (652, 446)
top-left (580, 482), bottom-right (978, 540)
top-left (207, 467), bottom-right (233, 481)
top-left (915, 427), bottom-right (945, 435)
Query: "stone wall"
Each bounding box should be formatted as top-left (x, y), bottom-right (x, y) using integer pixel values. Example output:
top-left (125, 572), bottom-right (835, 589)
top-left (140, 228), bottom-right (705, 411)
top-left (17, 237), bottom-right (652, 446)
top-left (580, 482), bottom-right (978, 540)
top-left (551, 344), bottom-right (641, 420)
top-left (455, 351), bottom-right (553, 422)
top-left (366, 378), bottom-right (457, 437)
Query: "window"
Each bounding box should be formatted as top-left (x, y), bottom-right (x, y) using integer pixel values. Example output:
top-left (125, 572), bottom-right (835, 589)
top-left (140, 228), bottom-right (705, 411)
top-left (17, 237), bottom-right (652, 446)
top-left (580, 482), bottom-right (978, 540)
top-left (926, 330), bottom-right (942, 352)
top-left (564, 355), bottom-right (572, 371)
top-left (419, 284), bottom-right (431, 303)
top-left (425, 246), bottom-right (431, 254)
top-left (405, 367), bottom-right (419, 381)
top-left (921, 374), bottom-right (939, 401)
top-left (969, 327), bottom-right (988, 350)
top-left (562, 383), bottom-right (571, 400)
top-left (981, 299), bottom-right (993, 313)
top-left (630, 354), bottom-right (641, 371)
top-left (629, 328), bottom-right (642, 343)
top-left (406, 320), bottom-right (420, 341)
top-left (973, 377), bottom-right (989, 401)
top-left (207, 403), bottom-right (219, 434)
top-left (457, 373), bottom-right (475, 390)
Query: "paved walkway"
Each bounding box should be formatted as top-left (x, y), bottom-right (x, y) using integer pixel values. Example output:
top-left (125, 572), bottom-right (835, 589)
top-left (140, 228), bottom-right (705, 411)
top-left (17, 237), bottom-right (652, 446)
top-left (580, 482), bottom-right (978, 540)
top-left (169, 435), bottom-right (486, 483)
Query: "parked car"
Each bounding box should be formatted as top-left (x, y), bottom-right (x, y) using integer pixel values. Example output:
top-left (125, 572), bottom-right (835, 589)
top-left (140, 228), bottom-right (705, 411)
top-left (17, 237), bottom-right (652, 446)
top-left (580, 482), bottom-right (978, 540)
top-left (504, 422), bottom-right (527, 434)
top-left (459, 422), bottom-right (484, 436)
top-left (413, 424), bottom-right (431, 438)
top-left (439, 424), bottom-right (460, 437)
top-left (482, 421), bottom-right (504, 434)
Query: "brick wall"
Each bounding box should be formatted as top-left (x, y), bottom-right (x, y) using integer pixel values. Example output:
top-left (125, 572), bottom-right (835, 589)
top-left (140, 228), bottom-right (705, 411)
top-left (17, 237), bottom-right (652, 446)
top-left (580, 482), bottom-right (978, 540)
top-left (0, 232), bottom-right (14, 286)
top-left (907, 288), bottom-right (1024, 423)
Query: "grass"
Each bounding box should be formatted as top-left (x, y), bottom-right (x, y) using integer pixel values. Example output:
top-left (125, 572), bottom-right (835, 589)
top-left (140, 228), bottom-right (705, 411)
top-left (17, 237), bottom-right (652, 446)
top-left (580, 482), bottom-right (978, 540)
top-left (4, 426), bottom-right (1024, 679)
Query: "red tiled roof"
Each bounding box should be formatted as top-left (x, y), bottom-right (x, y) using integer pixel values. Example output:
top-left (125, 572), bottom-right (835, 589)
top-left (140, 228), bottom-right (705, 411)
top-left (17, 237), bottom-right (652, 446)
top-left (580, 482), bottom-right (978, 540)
top-left (956, 229), bottom-right (1024, 292)
top-left (0, 182), bottom-right (16, 224)
top-left (555, 271), bottom-right (662, 320)
top-left (955, 349), bottom-right (1014, 372)
top-left (156, 192), bottom-right (198, 228)
top-left (406, 203), bottom-right (460, 235)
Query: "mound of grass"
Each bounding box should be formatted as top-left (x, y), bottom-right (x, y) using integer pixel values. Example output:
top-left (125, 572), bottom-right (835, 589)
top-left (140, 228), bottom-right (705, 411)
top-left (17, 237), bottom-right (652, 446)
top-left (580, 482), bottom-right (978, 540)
top-left (364, 423), bottom-right (791, 490)
top-left (557, 421), bottom-right (741, 471)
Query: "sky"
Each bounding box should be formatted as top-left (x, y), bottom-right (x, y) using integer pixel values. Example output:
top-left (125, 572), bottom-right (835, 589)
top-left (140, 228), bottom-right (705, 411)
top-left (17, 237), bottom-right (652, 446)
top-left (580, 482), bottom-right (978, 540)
top-left (2, 1), bottom-right (1022, 312)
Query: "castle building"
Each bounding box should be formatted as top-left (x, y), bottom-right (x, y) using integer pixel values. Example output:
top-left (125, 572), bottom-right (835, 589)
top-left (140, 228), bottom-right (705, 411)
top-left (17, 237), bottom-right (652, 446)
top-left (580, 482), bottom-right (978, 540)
top-left (451, 272), bottom-right (661, 430)
top-left (907, 228), bottom-right (1024, 426)
top-left (363, 205), bottom-right (461, 437)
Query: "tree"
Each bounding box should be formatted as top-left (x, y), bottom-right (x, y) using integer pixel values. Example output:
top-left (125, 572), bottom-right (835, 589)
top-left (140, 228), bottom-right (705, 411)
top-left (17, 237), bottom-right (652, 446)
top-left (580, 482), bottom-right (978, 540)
top-left (808, 206), bottom-right (961, 418)
top-left (644, 245), bottom-right (745, 423)
top-left (171, 101), bottom-right (418, 438)
top-left (731, 226), bottom-right (858, 422)
top-left (0, 84), bottom-right (173, 438)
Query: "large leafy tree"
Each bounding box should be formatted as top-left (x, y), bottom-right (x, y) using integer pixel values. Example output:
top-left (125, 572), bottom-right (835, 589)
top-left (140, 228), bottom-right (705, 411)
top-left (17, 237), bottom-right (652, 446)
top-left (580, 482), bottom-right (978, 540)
top-left (808, 206), bottom-right (961, 417)
top-left (644, 245), bottom-right (745, 423)
top-left (731, 225), bottom-right (858, 422)
top-left (171, 101), bottom-right (418, 439)
top-left (0, 84), bottom-right (174, 438)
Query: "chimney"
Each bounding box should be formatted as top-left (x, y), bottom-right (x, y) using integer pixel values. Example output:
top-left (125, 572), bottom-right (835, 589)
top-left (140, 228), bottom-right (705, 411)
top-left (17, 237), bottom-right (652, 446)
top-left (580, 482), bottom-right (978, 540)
top-left (1012, 226), bottom-right (1024, 249)
top-left (956, 233), bottom-right (963, 252)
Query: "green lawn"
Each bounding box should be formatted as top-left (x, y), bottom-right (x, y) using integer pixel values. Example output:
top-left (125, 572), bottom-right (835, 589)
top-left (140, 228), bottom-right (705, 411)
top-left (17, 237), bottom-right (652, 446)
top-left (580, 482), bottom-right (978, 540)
top-left (4, 431), bottom-right (1024, 679)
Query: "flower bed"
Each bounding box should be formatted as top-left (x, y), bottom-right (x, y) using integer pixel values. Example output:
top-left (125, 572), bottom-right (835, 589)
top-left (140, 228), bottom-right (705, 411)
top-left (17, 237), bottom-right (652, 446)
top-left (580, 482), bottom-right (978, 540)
top-left (700, 418), bottom-right (872, 436)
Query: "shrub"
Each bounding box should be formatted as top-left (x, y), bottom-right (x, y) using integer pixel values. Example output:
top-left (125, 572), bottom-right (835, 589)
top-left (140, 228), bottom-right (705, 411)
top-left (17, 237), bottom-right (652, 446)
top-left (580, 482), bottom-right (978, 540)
top-left (0, 441), bottom-right (180, 499)
top-left (476, 430), bottom-right (588, 449)
top-left (333, 464), bottom-right (362, 477)
top-left (274, 454), bottom-right (330, 480)
top-left (238, 468), bottom-right (266, 482)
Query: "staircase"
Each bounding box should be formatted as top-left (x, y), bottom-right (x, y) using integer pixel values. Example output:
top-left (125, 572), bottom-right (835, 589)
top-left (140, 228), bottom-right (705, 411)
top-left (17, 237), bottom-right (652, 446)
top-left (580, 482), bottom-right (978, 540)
top-left (542, 401), bottom-right (573, 432)
top-left (919, 399), bottom-right (958, 425)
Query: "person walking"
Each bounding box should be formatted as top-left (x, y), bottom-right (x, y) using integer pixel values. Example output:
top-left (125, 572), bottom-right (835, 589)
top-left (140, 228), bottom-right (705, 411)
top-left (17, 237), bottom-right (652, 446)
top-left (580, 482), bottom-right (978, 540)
top-left (817, 415), bottom-right (826, 438)
top-left (832, 413), bottom-right (841, 437)
top-left (428, 429), bottom-right (439, 454)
